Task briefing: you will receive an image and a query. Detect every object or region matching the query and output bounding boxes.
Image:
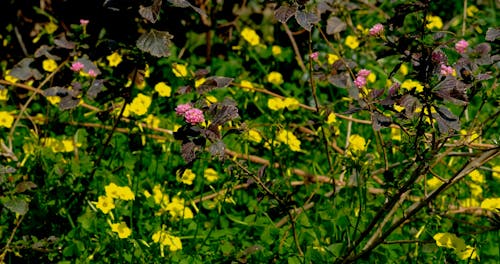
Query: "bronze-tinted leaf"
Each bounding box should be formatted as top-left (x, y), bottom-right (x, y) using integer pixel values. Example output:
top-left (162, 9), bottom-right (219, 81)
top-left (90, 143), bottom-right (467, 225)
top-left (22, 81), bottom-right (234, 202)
top-left (433, 106), bottom-right (460, 133)
top-left (181, 141), bottom-right (198, 163)
top-left (434, 76), bottom-right (469, 106)
top-left (295, 11), bottom-right (319, 31)
top-left (87, 79), bottom-right (105, 100)
top-left (139, 0), bottom-right (162, 23)
top-left (136, 29), bottom-right (174, 57)
top-left (208, 140), bottom-right (225, 160)
top-left (167, 0), bottom-right (206, 17)
top-left (274, 5), bottom-right (297, 23)
top-left (76, 58), bottom-right (102, 76)
top-left (44, 86), bottom-right (82, 110)
top-left (207, 99), bottom-right (239, 126)
top-left (197, 76), bottom-right (233, 94)
top-left (372, 112), bottom-right (392, 131)
top-left (485, 27), bottom-right (500, 41)
top-left (15, 181), bottom-right (37, 193)
top-left (9, 58), bottom-right (43, 81)
top-left (34, 45), bottom-right (61, 60)
top-left (54, 35), bottom-right (76, 49)
top-left (326, 16), bottom-right (346, 34)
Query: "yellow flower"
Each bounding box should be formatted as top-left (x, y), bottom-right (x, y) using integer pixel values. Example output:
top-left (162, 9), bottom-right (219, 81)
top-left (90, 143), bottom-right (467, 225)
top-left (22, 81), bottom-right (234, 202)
top-left (348, 134), bottom-right (367, 152)
top-left (110, 222), bottom-right (132, 239)
top-left (154, 82), bottom-right (172, 97)
top-left (1, 89), bottom-right (9, 101)
top-left (272, 45), bottom-right (282, 56)
top-left (151, 184), bottom-right (168, 206)
top-left (480, 198), bottom-right (500, 211)
top-left (433, 233), bottom-right (478, 260)
top-left (492, 165), bottom-right (500, 180)
top-left (43, 138), bottom-right (79, 153)
top-left (128, 93), bottom-right (152, 116)
top-left (106, 51), bottom-right (122, 67)
top-left (400, 64), bottom-right (409, 75)
top-left (204, 168), bottom-right (219, 182)
top-left (345, 35), bottom-right (359, 49)
top-left (426, 177), bottom-right (442, 190)
top-left (240, 80), bottom-right (255, 92)
top-left (46, 95), bottom-right (61, 105)
top-left (367, 73), bottom-right (376, 83)
top-left (152, 231), bottom-right (182, 251)
top-left (45, 22), bottom-right (58, 34)
top-left (0, 111), bottom-right (14, 128)
top-left (456, 245), bottom-right (478, 260)
top-left (177, 169), bottom-right (196, 185)
top-left (194, 77), bottom-right (206, 89)
top-left (394, 104), bottom-right (405, 113)
top-left (105, 183), bottom-right (135, 201)
top-left (206, 95), bottom-right (217, 105)
top-left (246, 129), bottom-right (262, 143)
top-left (460, 198), bottom-right (479, 208)
top-left (326, 112), bottom-right (337, 124)
top-left (165, 196), bottom-right (194, 219)
top-left (327, 53), bottom-right (339, 65)
top-left (356, 24), bottom-right (369, 35)
top-left (401, 79), bottom-right (424, 93)
top-left (468, 170), bottom-right (484, 183)
top-left (426, 15), bottom-right (443, 30)
top-left (4, 70), bottom-right (18, 83)
top-left (268, 97), bottom-right (285, 110)
top-left (433, 233), bottom-right (466, 250)
top-left (172, 63), bottom-right (188, 77)
top-left (96, 195), bottom-right (115, 214)
top-left (266, 71), bottom-right (283, 85)
top-left (466, 5), bottom-right (479, 17)
top-left (42, 59), bottom-right (58, 72)
top-left (145, 114), bottom-right (160, 129)
top-left (391, 127), bottom-right (401, 141)
top-left (241, 27), bottom-right (260, 46)
top-left (276, 129), bottom-right (301, 152)
top-left (469, 182), bottom-right (482, 197)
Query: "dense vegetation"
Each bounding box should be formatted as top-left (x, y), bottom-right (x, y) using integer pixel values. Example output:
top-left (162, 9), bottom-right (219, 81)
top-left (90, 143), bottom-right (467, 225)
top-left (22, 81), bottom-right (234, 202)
top-left (0, 0), bottom-right (499, 263)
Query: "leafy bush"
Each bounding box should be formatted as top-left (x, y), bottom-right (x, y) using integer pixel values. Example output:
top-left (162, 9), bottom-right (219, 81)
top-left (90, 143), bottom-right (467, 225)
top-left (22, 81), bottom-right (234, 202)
top-left (1, 0), bottom-right (499, 263)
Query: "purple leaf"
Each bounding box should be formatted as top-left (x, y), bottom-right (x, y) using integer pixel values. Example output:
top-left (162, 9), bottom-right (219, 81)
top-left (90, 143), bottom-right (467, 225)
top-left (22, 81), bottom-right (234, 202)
top-left (326, 17), bottom-right (346, 34)
top-left (9, 58), bottom-right (43, 81)
top-left (139, 0), bottom-right (162, 23)
top-left (295, 10), bottom-right (320, 31)
top-left (485, 27), bottom-right (500, 41)
top-left (136, 29), bottom-right (174, 57)
top-left (197, 76), bottom-right (233, 94)
top-left (274, 5), bottom-right (297, 23)
top-left (372, 112), bottom-right (392, 131)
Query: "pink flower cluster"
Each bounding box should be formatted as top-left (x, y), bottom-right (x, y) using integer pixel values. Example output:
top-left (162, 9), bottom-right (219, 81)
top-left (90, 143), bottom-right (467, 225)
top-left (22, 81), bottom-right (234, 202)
top-left (175, 103), bottom-right (205, 125)
top-left (369, 23), bottom-right (384, 36)
top-left (354, 69), bottom-right (371, 88)
top-left (440, 64), bottom-right (454, 76)
top-left (455, 39), bottom-right (468, 54)
top-left (310, 52), bottom-right (319, 60)
top-left (70, 61), bottom-right (84, 72)
top-left (80, 19), bottom-right (89, 26)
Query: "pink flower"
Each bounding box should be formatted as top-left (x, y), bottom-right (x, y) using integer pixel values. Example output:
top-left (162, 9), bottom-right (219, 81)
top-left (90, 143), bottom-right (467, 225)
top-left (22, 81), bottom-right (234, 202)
top-left (440, 64), bottom-right (454, 76)
top-left (70, 61), bottom-right (84, 72)
top-left (431, 51), bottom-right (446, 63)
top-left (310, 52), bottom-right (319, 60)
top-left (88, 69), bottom-right (97, 77)
top-left (455, 39), bottom-right (468, 54)
top-left (369, 23), bottom-right (384, 36)
top-left (175, 103), bottom-right (192, 115)
top-left (184, 108), bottom-right (205, 125)
top-left (80, 19), bottom-right (89, 26)
top-left (357, 69), bottom-right (371, 78)
top-left (354, 76), bottom-right (367, 88)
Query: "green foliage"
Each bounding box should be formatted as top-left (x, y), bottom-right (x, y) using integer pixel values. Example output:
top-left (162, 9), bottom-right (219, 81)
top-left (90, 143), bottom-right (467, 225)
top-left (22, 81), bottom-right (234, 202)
top-left (0, 0), bottom-right (499, 263)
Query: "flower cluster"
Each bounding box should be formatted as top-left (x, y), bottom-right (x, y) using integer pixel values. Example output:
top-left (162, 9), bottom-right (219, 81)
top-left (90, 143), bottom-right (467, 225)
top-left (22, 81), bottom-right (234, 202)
top-left (267, 97), bottom-right (300, 111)
top-left (241, 27), bottom-right (260, 46)
top-left (354, 69), bottom-right (371, 88)
top-left (433, 233), bottom-right (478, 260)
top-left (455, 39), bottom-right (469, 54)
top-left (276, 129), bottom-right (301, 152)
top-left (175, 103), bottom-right (205, 125)
top-left (123, 93), bottom-right (152, 116)
top-left (42, 137), bottom-right (81, 153)
top-left (152, 230), bottom-right (182, 252)
top-left (144, 184), bottom-right (194, 220)
top-left (369, 23), bottom-right (384, 36)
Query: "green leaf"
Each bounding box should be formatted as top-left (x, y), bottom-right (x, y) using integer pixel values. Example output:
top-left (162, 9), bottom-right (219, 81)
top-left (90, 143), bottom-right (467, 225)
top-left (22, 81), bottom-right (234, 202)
top-left (2, 197), bottom-right (29, 215)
